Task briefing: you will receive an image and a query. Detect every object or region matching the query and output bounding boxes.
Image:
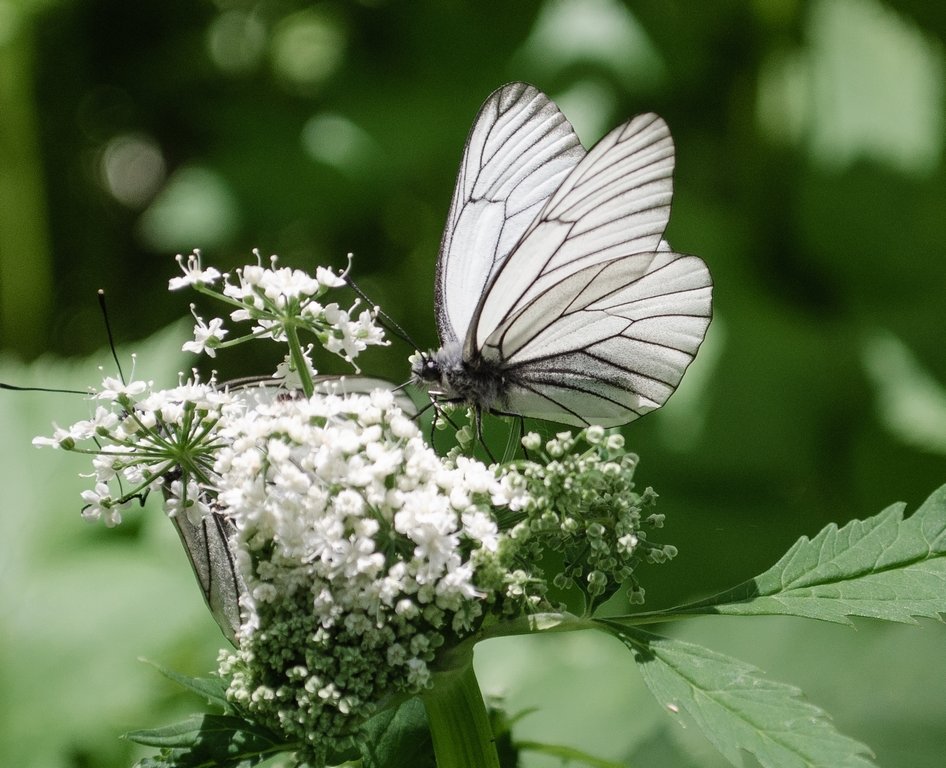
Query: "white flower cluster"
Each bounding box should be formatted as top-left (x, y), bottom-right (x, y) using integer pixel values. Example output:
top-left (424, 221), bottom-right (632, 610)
top-left (501, 428), bottom-right (672, 608)
top-left (170, 250), bottom-right (387, 368)
top-left (214, 387), bottom-right (527, 757)
top-left (33, 255), bottom-right (672, 766)
top-left (33, 370), bottom-right (238, 527)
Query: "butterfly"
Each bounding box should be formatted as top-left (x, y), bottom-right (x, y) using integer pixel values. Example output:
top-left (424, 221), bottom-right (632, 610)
top-left (412, 82), bottom-right (712, 428)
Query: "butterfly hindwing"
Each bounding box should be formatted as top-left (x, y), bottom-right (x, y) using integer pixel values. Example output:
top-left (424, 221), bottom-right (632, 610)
top-left (491, 251), bottom-right (712, 426)
top-left (170, 508), bottom-right (243, 645)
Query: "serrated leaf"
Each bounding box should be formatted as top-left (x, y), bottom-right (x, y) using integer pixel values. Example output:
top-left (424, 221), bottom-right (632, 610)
top-left (142, 659), bottom-right (230, 708)
top-left (361, 698), bottom-right (435, 768)
top-left (603, 624), bottom-right (877, 768)
top-left (630, 484), bottom-right (946, 625)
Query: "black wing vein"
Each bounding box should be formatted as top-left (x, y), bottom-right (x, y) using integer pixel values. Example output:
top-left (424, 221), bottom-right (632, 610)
top-left (471, 112), bottom-right (677, 349)
top-left (435, 83), bottom-right (584, 347)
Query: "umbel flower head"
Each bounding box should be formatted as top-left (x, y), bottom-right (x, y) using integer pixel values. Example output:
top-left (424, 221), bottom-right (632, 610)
top-left (34, 254), bottom-right (674, 767)
top-left (214, 386), bottom-right (524, 759)
top-left (212, 389), bottom-right (671, 762)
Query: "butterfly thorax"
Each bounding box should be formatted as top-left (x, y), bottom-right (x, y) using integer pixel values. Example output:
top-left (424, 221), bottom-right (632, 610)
top-left (412, 342), bottom-right (508, 411)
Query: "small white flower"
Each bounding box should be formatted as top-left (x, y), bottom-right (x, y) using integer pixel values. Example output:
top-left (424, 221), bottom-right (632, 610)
top-left (95, 376), bottom-right (149, 401)
top-left (183, 308), bottom-right (228, 357)
top-left (168, 251), bottom-right (222, 290)
top-left (521, 432), bottom-right (542, 451)
top-left (32, 416), bottom-right (99, 448)
top-left (316, 265), bottom-right (346, 289)
top-left (80, 482), bottom-right (122, 526)
top-left (461, 509), bottom-right (499, 551)
top-left (261, 266), bottom-right (319, 302)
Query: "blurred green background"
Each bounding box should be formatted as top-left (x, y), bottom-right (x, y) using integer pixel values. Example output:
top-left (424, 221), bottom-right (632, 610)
top-left (2, 0), bottom-right (946, 766)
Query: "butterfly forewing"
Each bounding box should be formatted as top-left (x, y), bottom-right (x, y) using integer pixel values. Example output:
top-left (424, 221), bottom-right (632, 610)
top-left (471, 113), bottom-right (677, 351)
top-left (436, 82), bottom-right (584, 347)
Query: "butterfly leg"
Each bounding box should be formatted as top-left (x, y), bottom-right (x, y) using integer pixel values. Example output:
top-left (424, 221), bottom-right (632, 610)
top-left (416, 397), bottom-right (467, 456)
top-left (517, 415), bottom-right (533, 461)
top-left (473, 408), bottom-right (496, 463)
top-left (411, 399), bottom-right (440, 448)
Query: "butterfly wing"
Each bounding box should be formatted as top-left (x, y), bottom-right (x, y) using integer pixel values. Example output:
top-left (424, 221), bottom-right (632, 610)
top-left (436, 82), bottom-right (584, 348)
top-left (486, 249), bottom-right (712, 426)
top-left (170, 509), bottom-right (243, 645)
top-left (470, 112), bottom-right (678, 352)
top-left (467, 114), bottom-right (711, 426)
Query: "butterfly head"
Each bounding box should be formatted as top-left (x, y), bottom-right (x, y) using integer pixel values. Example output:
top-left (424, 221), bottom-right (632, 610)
top-left (411, 344), bottom-right (507, 414)
top-left (410, 350), bottom-right (440, 383)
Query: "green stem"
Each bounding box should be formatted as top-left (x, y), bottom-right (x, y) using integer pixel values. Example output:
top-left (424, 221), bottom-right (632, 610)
top-left (422, 656), bottom-right (500, 768)
top-left (284, 323), bottom-right (314, 398)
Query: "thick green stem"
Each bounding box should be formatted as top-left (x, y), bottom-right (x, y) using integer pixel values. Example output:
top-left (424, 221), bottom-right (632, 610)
top-left (422, 657), bottom-right (500, 768)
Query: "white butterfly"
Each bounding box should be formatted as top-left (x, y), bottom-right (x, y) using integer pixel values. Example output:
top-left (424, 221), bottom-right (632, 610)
top-left (412, 82), bottom-right (713, 428)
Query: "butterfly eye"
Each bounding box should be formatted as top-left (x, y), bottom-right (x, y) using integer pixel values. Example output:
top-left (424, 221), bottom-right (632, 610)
top-left (417, 357), bottom-right (438, 382)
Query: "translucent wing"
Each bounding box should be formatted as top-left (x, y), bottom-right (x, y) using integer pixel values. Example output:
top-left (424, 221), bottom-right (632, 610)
top-left (436, 82), bottom-right (584, 347)
top-left (170, 509), bottom-right (243, 645)
top-left (470, 113), bottom-right (677, 353)
top-left (485, 248), bottom-right (712, 427)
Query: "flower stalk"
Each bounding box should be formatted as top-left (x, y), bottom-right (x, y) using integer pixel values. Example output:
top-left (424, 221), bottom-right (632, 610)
top-left (283, 320), bottom-right (315, 398)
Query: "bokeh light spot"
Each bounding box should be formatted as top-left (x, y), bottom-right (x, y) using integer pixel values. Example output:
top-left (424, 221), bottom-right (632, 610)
top-left (137, 166), bottom-right (239, 251)
top-left (100, 133), bottom-right (166, 208)
top-left (206, 9), bottom-right (267, 74)
top-left (271, 9), bottom-right (345, 92)
top-left (301, 112), bottom-right (376, 173)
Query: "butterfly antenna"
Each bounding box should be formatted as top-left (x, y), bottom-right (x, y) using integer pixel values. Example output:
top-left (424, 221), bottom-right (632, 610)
top-left (97, 289), bottom-right (125, 383)
top-left (0, 289), bottom-right (128, 397)
top-left (345, 276), bottom-right (421, 350)
top-left (0, 382), bottom-right (87, 395)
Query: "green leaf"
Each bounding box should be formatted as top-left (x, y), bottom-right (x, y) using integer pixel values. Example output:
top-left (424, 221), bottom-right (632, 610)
top-left (517, 740), bottom-right (626, 768)
top-left (142, 659), bottom-right (230, 709)
top-left (134, 759), bottom-right (175, 768)
top-left (361, 698), bottom-right (435, 768)
top-left (628, 484), bottom-right (946, 625)
top-left (126, 713), bottom-right (288, 768)
top-left (603, 625), bottom-right (877, 768)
